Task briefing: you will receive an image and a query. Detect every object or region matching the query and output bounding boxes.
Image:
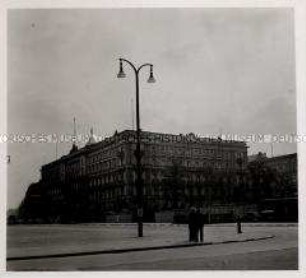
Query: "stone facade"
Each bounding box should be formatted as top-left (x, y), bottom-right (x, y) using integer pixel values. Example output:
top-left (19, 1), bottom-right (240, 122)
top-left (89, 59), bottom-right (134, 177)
top-left (40, 130), bottom-right (248, 221)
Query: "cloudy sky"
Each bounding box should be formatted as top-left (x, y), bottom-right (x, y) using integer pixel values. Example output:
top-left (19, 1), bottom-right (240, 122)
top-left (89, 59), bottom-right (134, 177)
top-left (7, 8), bottom-right (296, 209)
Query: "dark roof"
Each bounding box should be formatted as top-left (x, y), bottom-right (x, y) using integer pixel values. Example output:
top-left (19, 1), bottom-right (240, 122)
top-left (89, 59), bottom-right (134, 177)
top-left (265, 153), bottom-right (297, 162)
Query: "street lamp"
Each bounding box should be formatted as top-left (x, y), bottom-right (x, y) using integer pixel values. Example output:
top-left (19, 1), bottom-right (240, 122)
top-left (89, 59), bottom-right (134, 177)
top-left (117, 58), bottom-right (156, 237)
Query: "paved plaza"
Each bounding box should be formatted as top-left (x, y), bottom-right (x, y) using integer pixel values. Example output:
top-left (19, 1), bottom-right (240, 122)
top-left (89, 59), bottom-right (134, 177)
top-left (6, 223), bottom-right (298, 270)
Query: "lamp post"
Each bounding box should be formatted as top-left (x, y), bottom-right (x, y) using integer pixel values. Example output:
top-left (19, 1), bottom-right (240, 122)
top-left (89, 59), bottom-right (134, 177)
top-left (117, 58), bottom-right (156, 237)
top-left (236, 157), bottom-right (243, 234)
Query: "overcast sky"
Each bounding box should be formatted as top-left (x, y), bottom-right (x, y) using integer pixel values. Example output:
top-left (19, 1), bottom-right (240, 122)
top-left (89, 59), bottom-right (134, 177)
top-left (7, 8), bottom-right (296, 209)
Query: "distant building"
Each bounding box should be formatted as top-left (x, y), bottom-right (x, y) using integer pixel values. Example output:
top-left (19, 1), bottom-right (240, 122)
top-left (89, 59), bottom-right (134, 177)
top-left (247, 152), bottom-right (298, 222)
top-left (248, 152), bottom-right (297, 196)
top-left (264, 153), bottom-right (297, 185)
top-left (36, 129), bottom-right (247, 222)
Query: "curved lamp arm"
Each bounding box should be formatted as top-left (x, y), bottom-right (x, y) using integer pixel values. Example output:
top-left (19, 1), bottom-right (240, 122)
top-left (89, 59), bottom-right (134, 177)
top-left (119, 58), bottom-right (154, 75)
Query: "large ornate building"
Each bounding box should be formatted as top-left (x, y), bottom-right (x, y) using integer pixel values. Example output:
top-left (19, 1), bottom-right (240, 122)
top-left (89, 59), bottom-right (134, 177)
top-left (37, 129), bottom-right (247, 222)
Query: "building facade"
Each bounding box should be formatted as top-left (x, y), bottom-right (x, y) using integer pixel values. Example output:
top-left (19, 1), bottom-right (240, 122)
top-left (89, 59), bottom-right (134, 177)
top-left (16, 130), bottom-right (247, 222)
top-left (264, 153), bottom-right (297, 189)
top-left (247, 152), bottom-right (297, 197)
top-left (246, 152), bottom-right (298, 222)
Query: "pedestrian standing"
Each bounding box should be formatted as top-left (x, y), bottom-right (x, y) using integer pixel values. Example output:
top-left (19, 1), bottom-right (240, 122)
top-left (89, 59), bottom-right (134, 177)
top-left (197, 208), bottom-right (205, 242)
top-left (188, 207), bottom-right (197, 242)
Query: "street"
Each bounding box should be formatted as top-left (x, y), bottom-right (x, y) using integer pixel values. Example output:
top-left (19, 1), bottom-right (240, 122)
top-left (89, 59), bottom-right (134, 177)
top-left (7, 223), bottom-right (298, 271)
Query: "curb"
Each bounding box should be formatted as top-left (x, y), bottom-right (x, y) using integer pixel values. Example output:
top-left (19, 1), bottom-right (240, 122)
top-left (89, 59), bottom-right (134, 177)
top-left (78, 223), bottom-right (298, 228)
top-left (7, 235), bottom-right (275, 262)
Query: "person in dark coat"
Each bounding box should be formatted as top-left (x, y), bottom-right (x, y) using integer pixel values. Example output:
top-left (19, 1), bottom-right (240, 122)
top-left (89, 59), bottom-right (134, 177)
top-left (188, 207), bottom-right (198, 242)
top-left (196, 208), bottom-right (205, 242)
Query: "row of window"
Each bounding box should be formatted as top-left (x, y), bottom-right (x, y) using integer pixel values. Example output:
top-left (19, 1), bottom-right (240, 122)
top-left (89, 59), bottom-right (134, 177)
top-left (147, 145), bottom-right (246, 158)
top-left (51, 183), bottom-right (237, 203)
top-left (87, 158), bottom-right (123, 174)
top-left (86, 156), bottom-right (245, 174)
top-left (43, 147), bottom-right (246, 181)
top-left (82, 145), bottom-right (246, 166)
top-left (88, 147), bottom-right (123, 164)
